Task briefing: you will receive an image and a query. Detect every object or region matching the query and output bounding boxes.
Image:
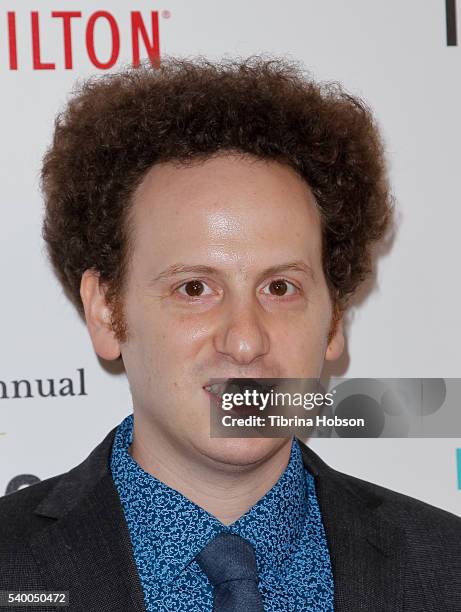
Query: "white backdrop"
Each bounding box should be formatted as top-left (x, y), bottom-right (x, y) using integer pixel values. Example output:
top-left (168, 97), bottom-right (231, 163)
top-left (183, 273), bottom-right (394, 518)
top-left (0, 1), bottom-right (460, 516)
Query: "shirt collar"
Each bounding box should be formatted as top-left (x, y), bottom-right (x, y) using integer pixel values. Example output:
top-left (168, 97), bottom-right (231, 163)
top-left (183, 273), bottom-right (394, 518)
top-left (110, 414), bottom-right (310, 583)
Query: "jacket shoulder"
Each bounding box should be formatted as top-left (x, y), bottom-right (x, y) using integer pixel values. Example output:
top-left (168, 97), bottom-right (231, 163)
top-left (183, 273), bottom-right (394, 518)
top-left (337, 468), bottom-right (461, 532)
top-left (0, 426), bottom-right (117, 545)
top-left (0, 473), bottom-right (64, 542)
top-left (298, 437), bottom-right (461, 531)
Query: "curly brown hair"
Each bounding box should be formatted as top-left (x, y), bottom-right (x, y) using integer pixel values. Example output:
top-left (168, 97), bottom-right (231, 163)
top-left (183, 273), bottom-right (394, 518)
top-left (41, 56), bottom-right (393, 343)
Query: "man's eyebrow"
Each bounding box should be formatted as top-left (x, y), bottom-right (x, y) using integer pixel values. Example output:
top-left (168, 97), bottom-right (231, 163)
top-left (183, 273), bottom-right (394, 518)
top-left (152, 260), bottom-right (315, 283)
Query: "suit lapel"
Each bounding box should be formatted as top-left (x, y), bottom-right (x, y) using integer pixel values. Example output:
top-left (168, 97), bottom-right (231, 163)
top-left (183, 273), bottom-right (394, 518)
top-left (30, 429), bottom-right (146, 612)
top-left (297, 438), bottom-right (405, 611)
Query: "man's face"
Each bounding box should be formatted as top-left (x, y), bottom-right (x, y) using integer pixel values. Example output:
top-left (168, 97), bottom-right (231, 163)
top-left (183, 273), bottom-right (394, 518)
top-left (90, 153), bottom-right (343, 467)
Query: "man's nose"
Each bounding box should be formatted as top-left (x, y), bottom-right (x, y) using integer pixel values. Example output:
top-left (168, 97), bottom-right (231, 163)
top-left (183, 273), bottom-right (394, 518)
top-left (213, 297), bottom-right (270, 366)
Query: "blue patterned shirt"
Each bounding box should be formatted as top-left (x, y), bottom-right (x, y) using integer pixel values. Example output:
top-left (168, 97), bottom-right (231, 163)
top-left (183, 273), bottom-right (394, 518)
top-left (110, 414), bottom-right (334, 611)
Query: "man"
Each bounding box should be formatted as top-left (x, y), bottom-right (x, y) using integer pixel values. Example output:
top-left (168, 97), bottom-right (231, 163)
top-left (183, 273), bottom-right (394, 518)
top-left (0, 57), bottom-right (460, 612)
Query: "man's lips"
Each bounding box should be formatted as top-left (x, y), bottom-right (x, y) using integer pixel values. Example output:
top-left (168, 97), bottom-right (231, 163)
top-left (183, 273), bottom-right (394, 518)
top-left (202, 379), bottom-right (282, 426)
top-left (202, 378), bottom-right (279, 398)
top-left (202, 383), bottom-right (224, 396)
top-left (202, 384), bottom-right (256, 417)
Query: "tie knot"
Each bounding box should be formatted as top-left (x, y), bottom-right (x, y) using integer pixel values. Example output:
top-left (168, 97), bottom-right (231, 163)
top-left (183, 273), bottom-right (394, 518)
top-left (195, 533), bottom-right (259, 587)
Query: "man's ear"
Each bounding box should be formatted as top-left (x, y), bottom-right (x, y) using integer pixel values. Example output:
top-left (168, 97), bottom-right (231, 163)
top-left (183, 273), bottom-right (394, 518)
top-left (80, 269), bottom-right (121, 361)
top-left (325, 309), bottom-right (345, 362)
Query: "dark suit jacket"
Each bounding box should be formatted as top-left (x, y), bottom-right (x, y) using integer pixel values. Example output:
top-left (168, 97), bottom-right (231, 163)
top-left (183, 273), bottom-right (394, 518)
top-left (1, 426), bottom-right (460, 612)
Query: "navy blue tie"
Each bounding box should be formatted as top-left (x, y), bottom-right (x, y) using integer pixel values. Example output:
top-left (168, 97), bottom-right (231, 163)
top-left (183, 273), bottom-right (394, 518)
top-left (195, 532), bottom-right (265, 612)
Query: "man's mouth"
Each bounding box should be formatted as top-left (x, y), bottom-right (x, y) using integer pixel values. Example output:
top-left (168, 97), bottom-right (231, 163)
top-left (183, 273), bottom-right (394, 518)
top-left (202, 378), bottom-right (278, 398)
top-left (202, 383), bottom-right (224, 397)
top-left (202, 379), bottom-right (279, 421)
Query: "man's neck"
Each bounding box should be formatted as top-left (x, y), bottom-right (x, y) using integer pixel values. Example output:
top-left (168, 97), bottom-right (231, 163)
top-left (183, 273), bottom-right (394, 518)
top-left (128, 420), bottom-right (293, 525)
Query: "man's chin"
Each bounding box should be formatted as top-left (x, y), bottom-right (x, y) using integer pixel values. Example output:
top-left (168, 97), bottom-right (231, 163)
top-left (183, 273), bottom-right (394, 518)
top-left (193, 436), bottom-right (290, 470)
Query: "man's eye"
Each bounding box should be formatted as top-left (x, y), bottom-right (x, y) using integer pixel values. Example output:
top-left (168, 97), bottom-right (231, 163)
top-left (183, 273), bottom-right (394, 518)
top-left (176, 280), bottom-right (213, 297)
top-left (175, 278), bottom-right (299, 299)
top-left (261, 279), bottom-right (299, 297)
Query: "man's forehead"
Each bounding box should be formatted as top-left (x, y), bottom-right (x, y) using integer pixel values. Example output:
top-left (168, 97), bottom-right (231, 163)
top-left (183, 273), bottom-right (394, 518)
top-left (131, 152), bottom-right (318, 214)
top-left (126, 152), bottom-right (324, 278)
